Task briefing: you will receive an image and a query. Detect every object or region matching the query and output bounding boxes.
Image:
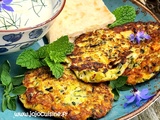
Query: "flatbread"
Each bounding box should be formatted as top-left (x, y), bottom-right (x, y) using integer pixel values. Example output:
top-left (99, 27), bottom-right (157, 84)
top-left (46, 0), bottom-right (116, 43)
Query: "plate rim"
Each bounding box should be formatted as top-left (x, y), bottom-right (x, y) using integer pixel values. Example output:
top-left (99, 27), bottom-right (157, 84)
top-left (131, 0), bottom-right (160, 23)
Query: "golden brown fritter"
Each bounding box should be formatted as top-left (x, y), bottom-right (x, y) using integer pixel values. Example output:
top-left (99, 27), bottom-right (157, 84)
top-left (67, 28), bottom-right (138, 83)
top-left (19, 67), bottom-right (114, 120)
top-left (116, 22), bottom-right (160, 85)
top-left (67, 21), bottom-right (160, 85)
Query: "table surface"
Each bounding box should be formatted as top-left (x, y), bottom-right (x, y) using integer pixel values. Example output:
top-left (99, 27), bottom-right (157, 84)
top-left (131, 97), bottom-right (160, 120)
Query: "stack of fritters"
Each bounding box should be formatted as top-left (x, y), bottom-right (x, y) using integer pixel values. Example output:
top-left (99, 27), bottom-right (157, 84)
top-left (20, 21), bottom-right (160, 120)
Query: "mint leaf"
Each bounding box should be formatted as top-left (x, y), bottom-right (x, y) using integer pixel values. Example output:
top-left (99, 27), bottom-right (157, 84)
top-left (1, 61), bottom-right (10, 73)
top-left (109, 76), bottom-right (128, 101)
top-left (0, 61), bottom-right (10, 83)
top-left (12, 75), bottom-right (24, 86)
top-left (12, 85), bottom-right (26, 95)
top-left (1, 67), bottom-right (12, 86)
top-left (16, 35), bottom-right (74, 79)
top-left (7, 83), bottom-right (13, 93)
top-left (50, 63), bottom-right (64, 79)
top-left (109, 5), bottom-right (136, 28)
top-left (112, 88), bottom-right (120, 101)
top-left (109, 76), bottom-right (128, 89)
top-left (36, 36), bottom-right (74, 57)
top-left (2, 96), bottom-right (7, 112)
top-left (44, 57), bottom-right (64, 79)
top-left (117, 84), bottom-right (131, 91)
top-left (6, 96), bottom-right (16, 111)
top-left (109, 80), bottom-right (115, 89)
top-left (16, 49), bottom-right (43, 69)
top-left (36, 45), bottom-right (48, 58)
top-left (47, 36), bottom-right (74, 54)
top-left (49, 51), bottom-right (66, 63)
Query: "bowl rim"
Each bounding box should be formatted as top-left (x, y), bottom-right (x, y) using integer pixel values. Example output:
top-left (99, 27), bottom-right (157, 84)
top-left (0, 0), bottom-right (66, 33)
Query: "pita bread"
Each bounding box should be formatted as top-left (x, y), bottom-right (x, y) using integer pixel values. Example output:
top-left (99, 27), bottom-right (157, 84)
top-left (46, 0), bottom-right (116, 43)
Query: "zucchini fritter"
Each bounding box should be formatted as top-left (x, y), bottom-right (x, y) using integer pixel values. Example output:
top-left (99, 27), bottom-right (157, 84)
top-left (68, 21), bottom-right (160, 85)
top-left (67, 26), bottom-right (139, 83)
top-left (19, 67), bottom-right (114, 120)
top-left (117, 22), bottom-right (160, 85)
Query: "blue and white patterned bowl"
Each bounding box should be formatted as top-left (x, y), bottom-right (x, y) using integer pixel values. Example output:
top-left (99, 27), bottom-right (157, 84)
top-left (0, 0), bottom-right (65, 54)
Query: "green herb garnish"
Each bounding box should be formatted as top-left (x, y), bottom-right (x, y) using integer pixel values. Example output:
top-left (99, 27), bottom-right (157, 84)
top-left (109, 76), bottom-right (131, 101)
top-left (0, 60), bottom-right (26, 112)
top-left (16, 35), bottom-right (74, 79)
top-left (108, 5), bottom-right (136, 28)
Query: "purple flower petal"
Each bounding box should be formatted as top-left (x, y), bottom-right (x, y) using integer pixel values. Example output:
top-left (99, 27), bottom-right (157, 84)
top-left (123, 103), bottom-right (129, 108)
top-left (123, 88), bottom-right (154, 108)
top-left (125, 95), bottom-right (136, 104)
top-left (139, 88), bottom-right (154, 99)
top-left (2, 4), bottom-right (14, 12)
top-left (144, 34), bottom-right (151, 40)
top-left (140, 94), bottom-right (154, 100)
top-left (2, 0), bottom-right (13, 5)
top-left (135, 37), bottom-right (141, 44)
top-left (140, 88), bottom-right (149, 95)
top-left (129, 31), bottom-right (151, 44)
top-left (123, 95), bottom-right (136, 108)
top-left (129, 34), bottom-right (135, 41)
top-left (125, 94), bottom-right (134, 100)
top-left (137, 31), bottom-right (144, 38)
top-left (135, 95), bottom-right (142, 107)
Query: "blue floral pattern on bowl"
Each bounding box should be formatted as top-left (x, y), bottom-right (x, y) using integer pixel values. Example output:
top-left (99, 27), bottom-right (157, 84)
top-left (0, 26), bottom-right (46, 54)
top-left (29, 29), bottom-right (43, 39)
top-left (3, 33), bottom-right (24, 42)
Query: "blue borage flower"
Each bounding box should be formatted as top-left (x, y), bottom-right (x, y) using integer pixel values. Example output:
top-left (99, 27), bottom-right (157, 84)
top-left (129, 31), bottom-right (151, 44)
top-left (124, 87), bottom-right (154, 108)
top-left (0, 0), bottom-right (14, 12)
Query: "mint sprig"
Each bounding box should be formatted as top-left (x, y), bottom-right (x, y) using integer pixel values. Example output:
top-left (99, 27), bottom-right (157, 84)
top-left (16, 35), bottom-right (74, 79)
top-left (16, 49), bottom-right (43, 69)
top-left (108, 5), bottom-right (136, 28)
top-left (109, 76), bottom-right (131, 101)
top-left (0, 60), bottom-right (26, 112)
